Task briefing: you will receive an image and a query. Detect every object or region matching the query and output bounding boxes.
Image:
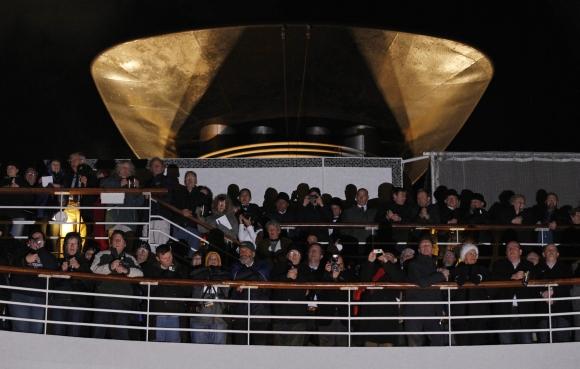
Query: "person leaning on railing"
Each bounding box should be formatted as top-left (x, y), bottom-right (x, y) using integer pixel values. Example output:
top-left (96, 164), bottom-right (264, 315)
top-left (403, 235), bottom-right (449, 347)
top-left (145, 244), bottom-right (189, 343)
top-left (534, 243), bottom-right (573, 343)
top-left (449, 243), bottom-right (491, 346)
top-left (8, 230), bottom-right (57, 334)
top-left (100, 160), bottom-right (145, 239)
top-left (229, 241), bottom-right (271, 345)
top-left (189, 251), bottom-right (230, 344)
top-left (170, 170), bottom-right (207, 257)
top-left (49, 232), bottom-right (92, 337)
top-left (90, 230), bottom-right (143, 340)
top-left (0, 161), bottom-right (34, 238)
top-left (141, 157), bottom-right (177, 247)
top-left (357, 246), bottom-right (406, 347)
top-left (317, 247), bottom-right (353, 347)
top-left (270, 244), bottom-right (309, 346)
top-left (490, 240), bottom-right (536, 344)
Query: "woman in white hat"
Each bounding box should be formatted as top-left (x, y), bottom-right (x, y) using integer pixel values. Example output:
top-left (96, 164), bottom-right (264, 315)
top-left (450, 243), bottom-right (491, 345)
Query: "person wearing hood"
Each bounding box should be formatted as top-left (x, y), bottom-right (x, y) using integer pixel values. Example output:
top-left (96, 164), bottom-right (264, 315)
top-left (49, 232), bottom-right (91, 337)
top-left (9, 230), bottom-right (58, 334)
top-left (82, 242), bottom-right (100, 265)
top-left (190, 251), bottom-right (230, 344)
top-left (134, 241), bottom-right (156, 276)
top-left (91, 230), bottom-right (143, 340)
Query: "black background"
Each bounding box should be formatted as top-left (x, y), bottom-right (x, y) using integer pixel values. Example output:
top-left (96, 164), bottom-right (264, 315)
top-left (1, 0), bottom-right (579, 162)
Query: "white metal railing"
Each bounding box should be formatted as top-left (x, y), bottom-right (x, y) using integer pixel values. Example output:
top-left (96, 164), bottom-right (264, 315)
top-left (1, 273), bottom-right (579, 346)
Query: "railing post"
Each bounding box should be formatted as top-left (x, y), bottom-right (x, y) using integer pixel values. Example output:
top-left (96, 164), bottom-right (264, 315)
top-left (147, 194), bottom-right (153, 244)
top-left (447, 287), bottom-right (452, 346)
top-left (347, 288), bottom-right (352, 347)
top-left (247, 287), bottom-right (251, 346)
top-left (145, 283), bottom-right (151, 342)
top-left (43, 275), bottom-right (50, 335)
top-left (548, 285), bottom-right (553, 344)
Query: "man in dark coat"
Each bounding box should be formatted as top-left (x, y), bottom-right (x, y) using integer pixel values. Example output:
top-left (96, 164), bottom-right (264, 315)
top-left (491, 240), bottom-right (536, 344)
top-left (535, 243), bottom-right (573, 343)
top-left (230, 241), bottom-right (271, 345)
top-left (413, 189), bottom-right (440, 225)
top-left (341, 188), bottom-right (379, 244)
top-left (145, 244), bottom-right (189, 342)
top-left (404, 236), bottom-right (449, 346)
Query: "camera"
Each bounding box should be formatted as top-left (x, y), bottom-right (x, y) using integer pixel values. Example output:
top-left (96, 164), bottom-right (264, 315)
top-left (76, 163), bottom-right (93, 178)
top-left (331, 254), bottom-right (340, 273)
top-left (202, 285), bottom-right (217, 308)
top-left (473, 208), bottom-right (484, 216)
top-left (63, 255), bottom-right (74, 272)
top-left (373, 249), bottom-right (383, 255)
top-left (522, 270), bottom-right (530, 287)
top-left (126, 176), bottom-right (136, 188)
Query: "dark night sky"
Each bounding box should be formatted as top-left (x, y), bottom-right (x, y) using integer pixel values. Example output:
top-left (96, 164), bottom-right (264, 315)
top-left (1, 0), bottom-right (579, 161)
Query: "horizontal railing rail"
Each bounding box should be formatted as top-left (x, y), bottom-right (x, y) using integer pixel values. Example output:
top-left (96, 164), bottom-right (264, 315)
top-left (2, 265), bottom-right (580, 289)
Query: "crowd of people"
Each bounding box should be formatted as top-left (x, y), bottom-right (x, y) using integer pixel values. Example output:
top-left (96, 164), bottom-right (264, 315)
top-left (1, 153), bottom-right (580, 346)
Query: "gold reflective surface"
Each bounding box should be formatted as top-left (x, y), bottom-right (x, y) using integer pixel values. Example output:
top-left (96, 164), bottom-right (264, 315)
top-left (91, 25), bottom-right (492, 181)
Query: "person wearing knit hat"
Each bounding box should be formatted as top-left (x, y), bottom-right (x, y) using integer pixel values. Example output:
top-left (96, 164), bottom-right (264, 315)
top-left (460, 243), bottom-right (479, 262)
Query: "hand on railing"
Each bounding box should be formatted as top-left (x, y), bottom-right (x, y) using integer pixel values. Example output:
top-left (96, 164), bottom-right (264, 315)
top-left (437, 268), bottom-right (450, 281)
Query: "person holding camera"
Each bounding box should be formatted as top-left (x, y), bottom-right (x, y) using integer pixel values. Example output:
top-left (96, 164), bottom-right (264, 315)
top-left (317, 249), bottom-right (353, 346)
top-left (145, 244), bottom-right (189, 342)
top-left (50, 232), bottom-right (91, 337)
top-left (9, 230), bottom-right (58, 334)
top-left (357, 247), bottom-right (406, 347)
top-left (271, 244), bottom-right (309, 346)
top-left (91, 230), bottom-right (143, 340)
top-left (237, 209), bottom-right (262, 246)
top-left (238, 188), bottom-right (263, 227)
top-left (297, 187), bottom-right (332, 243)
top-left (67, 152), bottom-right (98, 234)
top-left (404, 236), bottom-right (449, 346)
top-left (100, 160), bottom-right (145, 240)
top-left (190, 251), bottom-right (230, 344)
